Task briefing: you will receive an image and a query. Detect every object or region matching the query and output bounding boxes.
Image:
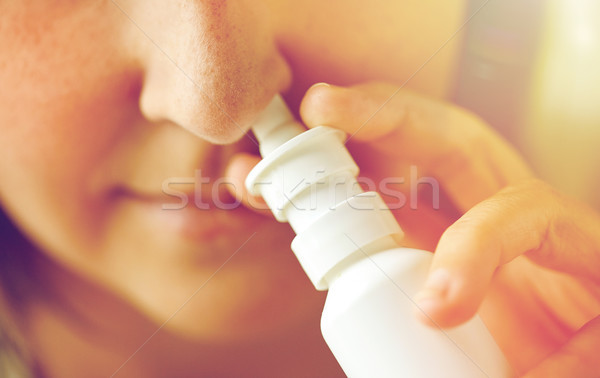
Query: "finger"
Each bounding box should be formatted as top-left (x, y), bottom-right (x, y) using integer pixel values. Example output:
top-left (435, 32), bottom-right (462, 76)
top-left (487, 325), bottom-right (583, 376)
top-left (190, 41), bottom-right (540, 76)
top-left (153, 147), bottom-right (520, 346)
top-left (300, 82), bottom-right (404, 141)
top-left (522, 315), bottom-right (600, 378)
top-left (415, 179), bottom-right (600, 328)
top-left (224, 152), bottom-right (272, 217)
top-left (300, 82), bottom-right (532, 211)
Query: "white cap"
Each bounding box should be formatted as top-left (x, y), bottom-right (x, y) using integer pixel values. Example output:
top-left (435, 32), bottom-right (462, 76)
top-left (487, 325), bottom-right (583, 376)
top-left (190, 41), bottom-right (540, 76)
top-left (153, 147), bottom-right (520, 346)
top-left (246, 95), bottom-right (404, 290)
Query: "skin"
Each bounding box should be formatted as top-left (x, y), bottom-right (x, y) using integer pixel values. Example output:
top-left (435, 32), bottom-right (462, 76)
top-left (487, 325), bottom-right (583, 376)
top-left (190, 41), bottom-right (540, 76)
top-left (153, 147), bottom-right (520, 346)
top-left (0, 1), bottom-right (464, 376)
top-left (2, 1), bottom-right (599, 377)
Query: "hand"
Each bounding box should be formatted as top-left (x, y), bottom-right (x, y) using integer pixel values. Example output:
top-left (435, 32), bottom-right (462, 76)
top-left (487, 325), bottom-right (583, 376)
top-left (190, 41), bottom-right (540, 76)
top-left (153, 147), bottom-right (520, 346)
top-left (226, 82), bottom-right (600, 377)
top-left (414, 178), bottom-right (600, 378)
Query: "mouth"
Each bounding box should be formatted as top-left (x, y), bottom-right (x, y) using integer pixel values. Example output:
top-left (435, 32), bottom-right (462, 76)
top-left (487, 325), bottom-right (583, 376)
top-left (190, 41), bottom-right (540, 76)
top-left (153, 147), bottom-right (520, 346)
top-left (98, 119), bottom-right (265, 247)
top-left (114, 183), bottom-right (261, 243)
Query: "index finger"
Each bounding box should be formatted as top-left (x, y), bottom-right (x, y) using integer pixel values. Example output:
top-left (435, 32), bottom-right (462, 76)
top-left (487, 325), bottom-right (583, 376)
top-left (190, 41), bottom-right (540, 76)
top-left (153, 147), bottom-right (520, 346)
top-left (300, 82), bottom-right (533, 211)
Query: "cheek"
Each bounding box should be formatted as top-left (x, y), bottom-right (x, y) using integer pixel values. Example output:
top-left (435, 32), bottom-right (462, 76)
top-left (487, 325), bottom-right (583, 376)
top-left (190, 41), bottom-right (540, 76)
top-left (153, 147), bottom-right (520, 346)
top-left (0, 72), bottom-right (142, 255)
top-left (0, 4), bottom-right (142, 257)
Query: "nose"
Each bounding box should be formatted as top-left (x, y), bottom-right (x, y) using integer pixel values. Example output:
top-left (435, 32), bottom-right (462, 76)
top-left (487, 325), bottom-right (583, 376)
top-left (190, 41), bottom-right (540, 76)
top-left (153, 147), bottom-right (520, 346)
top-left (130, 0), bottom-right (291, 144)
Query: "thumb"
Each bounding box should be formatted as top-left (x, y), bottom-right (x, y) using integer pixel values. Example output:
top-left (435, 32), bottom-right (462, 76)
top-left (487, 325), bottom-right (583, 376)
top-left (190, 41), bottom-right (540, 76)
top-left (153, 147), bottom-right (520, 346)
top-left (414, 179), bottom-right (600, 328)
top-left (224, 152), bottom-right (272, 217)
top-left (522, 315), bottom-right (600, 378)
top-left (414, 179), bottom-right (559, 328)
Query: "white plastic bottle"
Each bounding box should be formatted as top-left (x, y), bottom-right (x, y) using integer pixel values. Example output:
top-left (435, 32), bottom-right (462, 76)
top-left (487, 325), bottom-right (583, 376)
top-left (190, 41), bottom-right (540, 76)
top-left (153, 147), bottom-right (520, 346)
top-left (245, 95), bottom-right (511, 378)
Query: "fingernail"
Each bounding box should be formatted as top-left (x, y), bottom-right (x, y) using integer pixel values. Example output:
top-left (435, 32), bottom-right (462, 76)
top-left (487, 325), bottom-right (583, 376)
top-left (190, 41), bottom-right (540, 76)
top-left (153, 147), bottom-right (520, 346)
top-left (312, 82), bottom-right (330, 88)
top-left (414, 270), bottom-right (451, 324)
top-left (413, 296), bottom-right (440, 326)
top-left (415, 269), bottom-right (452, 304)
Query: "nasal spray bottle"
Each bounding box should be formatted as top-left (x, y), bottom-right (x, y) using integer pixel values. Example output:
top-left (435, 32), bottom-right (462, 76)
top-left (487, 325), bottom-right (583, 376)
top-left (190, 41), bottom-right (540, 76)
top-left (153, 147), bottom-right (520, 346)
top-left (245, 95), bottom-right (511, 378)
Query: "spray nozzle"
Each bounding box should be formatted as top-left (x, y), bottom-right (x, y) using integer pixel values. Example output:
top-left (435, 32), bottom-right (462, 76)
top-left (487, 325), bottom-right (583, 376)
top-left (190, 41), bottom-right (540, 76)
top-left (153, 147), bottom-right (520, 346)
top-left (251, 95), bottom-right (305, 157)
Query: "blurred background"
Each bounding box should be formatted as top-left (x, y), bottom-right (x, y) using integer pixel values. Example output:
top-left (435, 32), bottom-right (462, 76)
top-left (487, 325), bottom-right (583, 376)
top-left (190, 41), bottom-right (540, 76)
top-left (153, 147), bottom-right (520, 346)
top-left (452, 0), bottom-right (600, 209)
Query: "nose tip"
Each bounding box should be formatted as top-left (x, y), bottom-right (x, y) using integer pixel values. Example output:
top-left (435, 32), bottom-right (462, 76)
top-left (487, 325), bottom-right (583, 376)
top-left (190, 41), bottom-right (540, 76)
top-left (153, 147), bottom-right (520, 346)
top-left (134, 1), bottom-right (292, 145)
top-left (138, 63), bottom-right (255, 144)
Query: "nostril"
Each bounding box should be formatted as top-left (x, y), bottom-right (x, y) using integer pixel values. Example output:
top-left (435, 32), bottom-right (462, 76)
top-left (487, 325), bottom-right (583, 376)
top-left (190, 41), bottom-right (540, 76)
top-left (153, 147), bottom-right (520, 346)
top-left (138, 67), bottom-right (176, 125)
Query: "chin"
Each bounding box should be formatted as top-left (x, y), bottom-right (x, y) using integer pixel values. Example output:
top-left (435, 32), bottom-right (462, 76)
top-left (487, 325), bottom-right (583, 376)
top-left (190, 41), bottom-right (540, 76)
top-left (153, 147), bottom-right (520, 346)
top-left (153, 291), bottom-right (322, 344)
top-left (130, 260), bottom-right (324, 344)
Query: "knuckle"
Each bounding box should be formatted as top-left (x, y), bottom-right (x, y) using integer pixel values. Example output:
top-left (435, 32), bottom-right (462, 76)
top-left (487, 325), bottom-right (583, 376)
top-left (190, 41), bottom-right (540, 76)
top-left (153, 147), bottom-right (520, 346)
top-left (500, 178), bottom-right (563, 213)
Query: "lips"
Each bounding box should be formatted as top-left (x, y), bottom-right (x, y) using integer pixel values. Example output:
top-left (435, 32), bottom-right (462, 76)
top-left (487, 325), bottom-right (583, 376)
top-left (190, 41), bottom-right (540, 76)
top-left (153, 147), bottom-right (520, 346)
top-left (153, 200), bottom-right (252, 242)
top-left (99, 115), bottom-right (264, 244)
top-left (117, 179), bottom-right (255, 239)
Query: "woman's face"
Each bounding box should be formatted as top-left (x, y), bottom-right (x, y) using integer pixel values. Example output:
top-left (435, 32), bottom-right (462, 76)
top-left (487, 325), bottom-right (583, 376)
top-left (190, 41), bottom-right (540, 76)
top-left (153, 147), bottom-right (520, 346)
top-left (0, 1), bottom-right (463, 341)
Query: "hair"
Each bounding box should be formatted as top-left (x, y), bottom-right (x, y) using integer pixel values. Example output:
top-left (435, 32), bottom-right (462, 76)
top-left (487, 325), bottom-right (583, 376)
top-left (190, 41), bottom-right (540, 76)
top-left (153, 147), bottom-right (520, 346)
top-left (0, 208), bottom-right (45, 377)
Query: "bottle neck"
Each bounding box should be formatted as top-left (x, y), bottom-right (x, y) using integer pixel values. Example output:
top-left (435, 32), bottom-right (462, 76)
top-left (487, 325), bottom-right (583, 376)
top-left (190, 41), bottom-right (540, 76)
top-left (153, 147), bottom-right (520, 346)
top-left (321, 234), bottom-right (401, 288)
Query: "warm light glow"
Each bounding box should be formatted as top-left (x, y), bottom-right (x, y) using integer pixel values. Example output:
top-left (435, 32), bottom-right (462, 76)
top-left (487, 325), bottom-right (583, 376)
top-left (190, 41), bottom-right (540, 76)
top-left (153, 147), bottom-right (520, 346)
top-left (535, 0), bottom-right (600, 121)
top-left (525, 0), bottom-right (600, 204)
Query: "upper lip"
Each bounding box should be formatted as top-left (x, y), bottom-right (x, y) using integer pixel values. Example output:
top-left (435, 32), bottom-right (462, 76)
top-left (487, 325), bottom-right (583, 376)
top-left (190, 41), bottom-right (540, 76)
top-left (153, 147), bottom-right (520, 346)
top-left (116, 139), bottom-right (257, 206)
top-left (118, 183), bottom-right (238, 209)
